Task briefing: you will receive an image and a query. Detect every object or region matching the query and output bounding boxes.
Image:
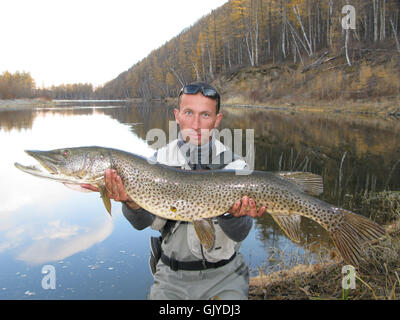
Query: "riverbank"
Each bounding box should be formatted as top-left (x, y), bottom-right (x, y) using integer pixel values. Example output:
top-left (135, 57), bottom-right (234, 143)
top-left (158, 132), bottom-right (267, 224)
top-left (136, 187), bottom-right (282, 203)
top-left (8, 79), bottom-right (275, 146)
top-left (211, 45), bottom-right (400, 118)
top-left (223, 96), bottom-right (400, 118)
top-left (249, 220), bottom-right (400, 300)
top-left (164, 94), bottom-right (400, 119)
top-left (0, 98), bottom-right (54, 110)
top-left (248, 191), bottom-right (400, 300)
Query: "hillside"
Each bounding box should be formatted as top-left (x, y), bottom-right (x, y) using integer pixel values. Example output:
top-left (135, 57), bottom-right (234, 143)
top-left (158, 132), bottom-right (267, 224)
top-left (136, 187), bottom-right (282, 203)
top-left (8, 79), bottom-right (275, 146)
top-left (213, 40), bottom-right (400, 114)
top-left (95, 0), bottom-right (400, 108)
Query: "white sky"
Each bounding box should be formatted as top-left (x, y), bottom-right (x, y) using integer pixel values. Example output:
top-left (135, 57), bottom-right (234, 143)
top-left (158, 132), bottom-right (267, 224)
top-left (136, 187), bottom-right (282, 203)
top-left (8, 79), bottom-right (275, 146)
top-left (0, 0), bottom-right (227, 88)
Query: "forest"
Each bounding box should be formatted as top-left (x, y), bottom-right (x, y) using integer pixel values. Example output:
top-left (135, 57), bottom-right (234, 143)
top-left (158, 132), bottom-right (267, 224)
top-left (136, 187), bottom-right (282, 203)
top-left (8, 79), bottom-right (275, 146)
top-left (0, 70), bottom-right (95, 100)
top-left (0, 71), bottom-right (36, 99)
top-left (1, 0), bottom-right (399, 101)
top-left (95, 0), bottom-right (400, 100)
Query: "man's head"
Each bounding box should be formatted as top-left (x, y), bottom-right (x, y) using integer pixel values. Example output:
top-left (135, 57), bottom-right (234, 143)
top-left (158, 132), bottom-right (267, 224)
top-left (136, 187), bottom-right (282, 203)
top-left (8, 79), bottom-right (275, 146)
top-left (174, 82), bottom-right (223, 146)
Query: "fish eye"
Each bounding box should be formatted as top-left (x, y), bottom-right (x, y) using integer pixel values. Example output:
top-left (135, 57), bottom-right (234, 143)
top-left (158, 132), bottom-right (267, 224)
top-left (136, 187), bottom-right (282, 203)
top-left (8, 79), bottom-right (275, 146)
top-left (62, 149), bottom-right (70, 158)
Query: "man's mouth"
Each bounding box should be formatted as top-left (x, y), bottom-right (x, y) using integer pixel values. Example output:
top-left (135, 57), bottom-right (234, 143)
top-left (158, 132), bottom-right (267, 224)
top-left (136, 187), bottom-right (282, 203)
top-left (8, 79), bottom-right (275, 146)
top-left (182, 129), bottom-right (212, 144)
top-left (185, 132), bottom-right (201, 141)
top-left (188, 134), bottom-right (203, 144)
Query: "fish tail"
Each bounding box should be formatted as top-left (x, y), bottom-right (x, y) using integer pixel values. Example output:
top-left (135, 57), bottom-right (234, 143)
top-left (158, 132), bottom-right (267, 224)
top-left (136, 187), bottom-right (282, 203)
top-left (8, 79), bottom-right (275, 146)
top-left (330, 209), bottom-right (385, 267)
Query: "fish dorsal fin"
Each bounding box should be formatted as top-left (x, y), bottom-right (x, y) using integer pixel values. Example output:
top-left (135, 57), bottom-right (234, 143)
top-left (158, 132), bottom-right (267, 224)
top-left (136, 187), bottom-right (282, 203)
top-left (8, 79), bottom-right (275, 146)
top-left (276, 172), bottom-right (324, 196)
top-left (98, 184), bottom-right (112, 216)
top-left (193, 219), bottom-right (215, 251)
top-left (270, 213), bottom-right (302, 243)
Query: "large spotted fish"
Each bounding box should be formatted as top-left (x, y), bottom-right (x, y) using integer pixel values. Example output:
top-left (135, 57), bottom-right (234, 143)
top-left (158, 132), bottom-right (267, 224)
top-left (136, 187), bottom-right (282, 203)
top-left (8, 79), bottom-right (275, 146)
top-left (15, 146), bottom-right (385, 266)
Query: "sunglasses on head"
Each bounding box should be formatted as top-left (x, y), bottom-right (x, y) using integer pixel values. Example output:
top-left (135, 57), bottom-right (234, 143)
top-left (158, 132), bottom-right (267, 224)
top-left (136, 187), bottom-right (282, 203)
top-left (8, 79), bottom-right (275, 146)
top-left (179, 84), bottom-right (219, 99)
top-left (179, 83), bottom-right (221, 112)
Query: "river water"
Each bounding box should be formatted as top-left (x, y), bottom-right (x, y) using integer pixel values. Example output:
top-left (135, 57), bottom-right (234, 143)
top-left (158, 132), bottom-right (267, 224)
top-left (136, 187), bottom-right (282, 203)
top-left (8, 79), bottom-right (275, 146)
top-left (0, 100), bottom-right (399, 299)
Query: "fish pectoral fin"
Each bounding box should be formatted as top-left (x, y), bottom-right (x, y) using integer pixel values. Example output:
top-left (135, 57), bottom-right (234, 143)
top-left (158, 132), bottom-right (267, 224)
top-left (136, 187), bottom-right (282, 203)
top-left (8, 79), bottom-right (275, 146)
top-left (193, 219), bottom-right (215, 251)
top-left (271, 213), bottom-right (302, 243)
top-left (98, 184), bottom-right (112, 216)
top-left (63, 183), bottom-right (94, 193)
top-left (277, 172), bottom-right (324, 196)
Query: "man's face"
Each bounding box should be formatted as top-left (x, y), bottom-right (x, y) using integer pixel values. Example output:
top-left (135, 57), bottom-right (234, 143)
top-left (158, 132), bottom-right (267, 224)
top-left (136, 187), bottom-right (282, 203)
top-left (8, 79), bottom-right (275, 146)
top-left (174, 92), bottom-right (223, 145)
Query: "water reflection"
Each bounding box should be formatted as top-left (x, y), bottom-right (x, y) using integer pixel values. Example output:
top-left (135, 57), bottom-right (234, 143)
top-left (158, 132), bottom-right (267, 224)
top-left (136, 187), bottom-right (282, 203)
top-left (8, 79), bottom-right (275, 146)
top-left (9, 202), bottom-right (113, 265)
top-left (221, 107), bottom-right (400, 205)
top-left (0, 104), bottom-right (159, 298)
top-left (0, 101), bottom-right (399, 299)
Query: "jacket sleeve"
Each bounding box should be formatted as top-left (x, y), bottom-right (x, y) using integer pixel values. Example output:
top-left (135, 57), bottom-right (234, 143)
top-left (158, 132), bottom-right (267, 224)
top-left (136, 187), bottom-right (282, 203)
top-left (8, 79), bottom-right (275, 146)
top-left (217, 214), bottom-right (253, 242)
top-left (122, 204), bottom-right (156, 230)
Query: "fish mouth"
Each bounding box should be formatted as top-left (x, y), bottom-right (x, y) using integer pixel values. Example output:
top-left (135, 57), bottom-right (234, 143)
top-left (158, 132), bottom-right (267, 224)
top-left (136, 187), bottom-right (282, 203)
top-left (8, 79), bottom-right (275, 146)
top-left (15, 149), bottom-right (100, 184)
top-left (14, 160), bottom-right (86, 185)
top-left (24, 150), bottom-right (60, 175)
top-left (14, 162), bottom-right (46, 175)
top-left (14, 149), bottom-right (69, 182)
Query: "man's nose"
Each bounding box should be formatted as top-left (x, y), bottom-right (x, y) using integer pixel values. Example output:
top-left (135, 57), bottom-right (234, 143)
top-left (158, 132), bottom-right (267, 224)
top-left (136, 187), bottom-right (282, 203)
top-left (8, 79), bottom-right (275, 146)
top-left (192, 115), bottom-right (201, 130)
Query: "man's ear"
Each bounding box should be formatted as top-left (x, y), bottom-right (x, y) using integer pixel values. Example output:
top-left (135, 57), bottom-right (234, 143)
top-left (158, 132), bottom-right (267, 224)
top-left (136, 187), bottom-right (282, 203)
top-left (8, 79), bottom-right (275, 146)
top-left (214, 112), bottom-right (223, 128)
top-left (174, 108), bottom-right (180, 125)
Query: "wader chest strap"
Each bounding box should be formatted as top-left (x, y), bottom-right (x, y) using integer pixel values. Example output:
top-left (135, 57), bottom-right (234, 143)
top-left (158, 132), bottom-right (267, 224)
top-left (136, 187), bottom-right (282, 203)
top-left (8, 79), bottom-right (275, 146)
top-left (160, 252), bottom-right (236, 271)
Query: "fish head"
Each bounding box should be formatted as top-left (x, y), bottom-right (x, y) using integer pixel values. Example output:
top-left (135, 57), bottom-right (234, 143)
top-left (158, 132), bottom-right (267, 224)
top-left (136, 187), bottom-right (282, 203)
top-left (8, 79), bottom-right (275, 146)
top-left (16, 146), bottom-right (111, 184)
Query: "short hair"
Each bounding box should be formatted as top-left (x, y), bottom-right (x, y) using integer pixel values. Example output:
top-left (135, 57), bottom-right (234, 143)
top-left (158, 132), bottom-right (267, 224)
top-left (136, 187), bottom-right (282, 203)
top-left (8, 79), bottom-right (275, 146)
top-left (178, 82), bottom-right (221, 114)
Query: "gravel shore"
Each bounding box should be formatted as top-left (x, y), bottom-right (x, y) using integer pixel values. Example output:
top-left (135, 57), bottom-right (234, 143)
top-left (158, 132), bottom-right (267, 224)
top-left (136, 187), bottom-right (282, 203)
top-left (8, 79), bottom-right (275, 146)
top-left (0, 98), bottom-right (54, 110)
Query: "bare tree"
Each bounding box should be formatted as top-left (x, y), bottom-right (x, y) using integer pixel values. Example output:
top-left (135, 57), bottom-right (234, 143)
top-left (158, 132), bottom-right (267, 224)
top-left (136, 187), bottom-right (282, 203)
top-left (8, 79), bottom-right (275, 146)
top-left (293, 4), bottom-right (314, 56)
top-left (390, 17), bottom-right (400, 53)
top-left (380, 0), bottom-right (386, 40)
top-left (327, 0), bottom-right (333, 47)
top-left (372, 0), bottom-right (379, 42)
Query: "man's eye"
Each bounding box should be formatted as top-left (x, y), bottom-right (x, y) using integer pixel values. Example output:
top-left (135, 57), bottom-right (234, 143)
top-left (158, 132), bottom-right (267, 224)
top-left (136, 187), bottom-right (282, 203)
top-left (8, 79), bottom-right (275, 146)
top-left (203, 113), bottom-right (210, 118)
top-left (185, 110), bottom-right (192, 115)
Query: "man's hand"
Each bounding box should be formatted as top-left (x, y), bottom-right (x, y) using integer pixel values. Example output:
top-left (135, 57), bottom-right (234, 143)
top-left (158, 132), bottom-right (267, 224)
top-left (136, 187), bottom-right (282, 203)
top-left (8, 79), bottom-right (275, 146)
top-left (81, 169), bottom-right (141, 210)
top-left (228, 196), bottom-right (266, 218)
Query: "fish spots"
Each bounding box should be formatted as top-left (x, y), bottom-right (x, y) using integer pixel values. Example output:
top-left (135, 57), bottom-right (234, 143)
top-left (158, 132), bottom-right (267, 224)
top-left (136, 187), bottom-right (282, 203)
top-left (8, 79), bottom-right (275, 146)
top-left (113, 153), bottom-right (342, 234)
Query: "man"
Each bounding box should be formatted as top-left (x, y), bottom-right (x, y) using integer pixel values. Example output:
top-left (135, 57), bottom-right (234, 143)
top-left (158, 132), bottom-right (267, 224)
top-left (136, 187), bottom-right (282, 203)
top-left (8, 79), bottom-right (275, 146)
top-left (84, 82), bottom-right (265, 299)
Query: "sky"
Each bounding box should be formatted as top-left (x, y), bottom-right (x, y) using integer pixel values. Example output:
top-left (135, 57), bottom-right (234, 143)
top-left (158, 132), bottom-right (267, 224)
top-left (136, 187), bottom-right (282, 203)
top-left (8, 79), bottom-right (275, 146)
top-left (0, 0), bottom-right (228, 88)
